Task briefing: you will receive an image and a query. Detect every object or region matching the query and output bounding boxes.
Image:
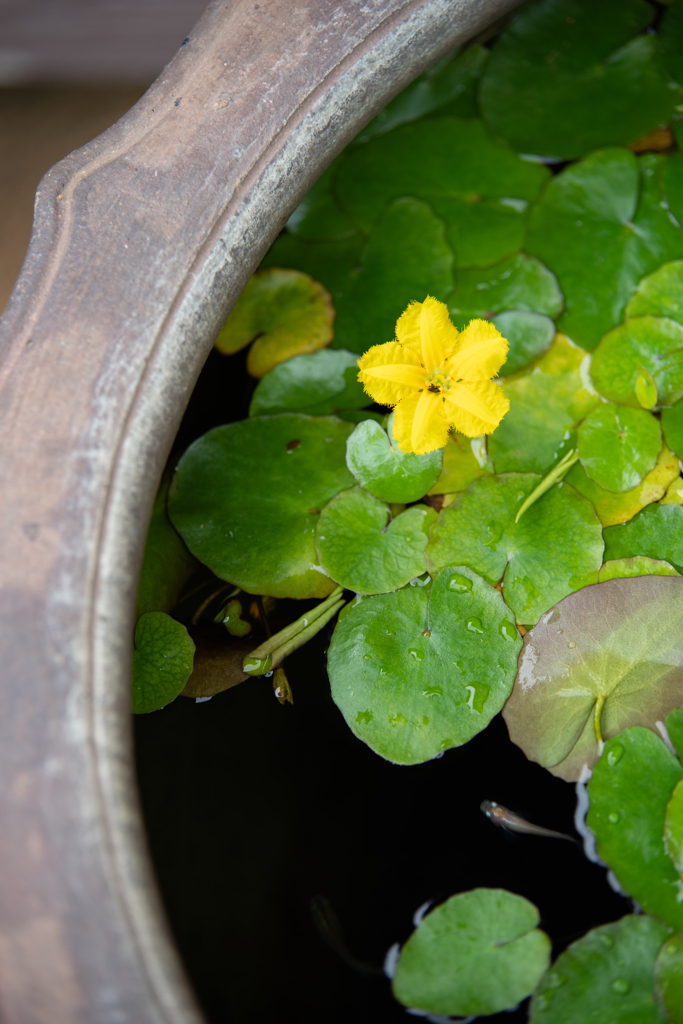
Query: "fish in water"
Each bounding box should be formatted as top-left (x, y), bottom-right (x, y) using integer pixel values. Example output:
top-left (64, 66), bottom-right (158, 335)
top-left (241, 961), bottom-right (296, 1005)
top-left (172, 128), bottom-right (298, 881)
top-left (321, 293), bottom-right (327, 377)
top-left (481, 800), bottom-right (577, 843)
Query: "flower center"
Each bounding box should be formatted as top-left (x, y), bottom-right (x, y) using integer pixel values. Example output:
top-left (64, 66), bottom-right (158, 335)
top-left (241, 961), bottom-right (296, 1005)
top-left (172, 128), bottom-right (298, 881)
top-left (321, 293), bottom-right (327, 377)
top-left (427, 371), bottom-right (451, 394)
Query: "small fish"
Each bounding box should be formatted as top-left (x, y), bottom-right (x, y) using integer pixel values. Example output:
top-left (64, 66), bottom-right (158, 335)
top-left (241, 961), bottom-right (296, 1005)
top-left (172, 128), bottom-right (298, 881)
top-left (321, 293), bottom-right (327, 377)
top-left (481, 800), bottom-right (577, 843)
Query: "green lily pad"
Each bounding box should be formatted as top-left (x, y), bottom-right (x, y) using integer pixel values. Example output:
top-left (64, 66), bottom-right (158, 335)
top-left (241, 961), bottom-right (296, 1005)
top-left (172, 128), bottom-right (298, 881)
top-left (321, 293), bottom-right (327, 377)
top-left (315, 487), bottom-right (435, 594)
top-left (663, 152), bottom-right (683, 233)
top-left (260, 233), bottom-right (363, 304)
top-left (655, 933), bottom-right (683, 1024)
top-left (492, 311), bottom-right (556, 376)
top-left (345, 415), bottom-right (442, 503)
top-left (393, 889), bottom-right (550, 1018)
top-left (336, 117), bottom-right (549, 268)
top-left (662, 398), bottom-right (683, 458)
top-left (668, 706), bottom-right (683, 760)
top-left (577, 405), bottom-right (662, 492)
top-left (599, 557), bottom-right (680, 582)
top-left (136, 471), bottom-right (197, 618)
top-left (426, 474), bottom-right (603, 626)
top-left (132, 612), bottom-right (195, 714)
top-left (214, 268), bottom-right (335, 378)
top-left (590, 317), bottom-right (683, 408)
top-left (480, 0), bottom-right (676, 160)
top-left (285, 158), bottom-right (355, 241)
top-left (603, 503), bottom-right (683, 572)
top-left (662, 475), bottom-right (683, 505)
top-left (357, 45), bottom-right (489, 142)
top-left (489, 344), bottom-right (599, 476)
top-left (527, 150), bottom-right (683, 351)
top-left (333, 198), bottom-right (454, 354)
top-left (449, 252), bottom-right (563, 329)
top-left (665, 780), bottom-right (683, 875)
top-left (428, 433), bottom-right (488, 495)
top-left (566, 446), bottom-right (680, 526)
top-left (248, 349), bottom-right (367, 417)
top-left (327, 565), bottom-right (521, 764)
top-left (626, 261), bottom-right (683, 325)
top-left (658, 0), bottom-right (683, 87)
top-left (529, 914), bottom-right (672, 1024)
top-left (587, 727), bottom-right (683, 929)
top-left (168, 415), bottom-right (354, 599)
top-left (503, 576), bottom-right (683, 781)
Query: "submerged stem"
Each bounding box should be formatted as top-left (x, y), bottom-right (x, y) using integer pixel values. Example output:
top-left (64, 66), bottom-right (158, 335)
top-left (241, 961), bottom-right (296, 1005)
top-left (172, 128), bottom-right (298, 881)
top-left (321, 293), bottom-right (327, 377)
top-left (515, 449), bottom-right (579, 524)
top-left (594, 693), bottom-right (606, 748)
top-left (247, 586), bottom-right (343, 662)
top-left (243, 588), bottom-right (345, 676)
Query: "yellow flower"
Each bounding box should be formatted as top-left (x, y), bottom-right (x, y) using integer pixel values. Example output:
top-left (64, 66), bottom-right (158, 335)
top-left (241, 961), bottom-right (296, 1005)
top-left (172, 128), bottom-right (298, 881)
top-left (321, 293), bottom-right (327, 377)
top-left (357, 296), bottom-right (510, 454)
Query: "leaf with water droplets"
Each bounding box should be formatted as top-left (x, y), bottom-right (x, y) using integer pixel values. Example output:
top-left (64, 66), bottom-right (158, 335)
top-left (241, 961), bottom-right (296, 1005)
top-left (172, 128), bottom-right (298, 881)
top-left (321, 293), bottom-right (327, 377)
top-left (627, 260), bottom-right (683, 326)
top-left (591, 317), bottom-right (683, 409)
top-left (504, 577), bottom-right (683, 781)
top-left (393, 888), bottom-right (550, 1017)
top-left (327, 565), bottom-right (521, 765)
top-left (529, 914), bottom-right (671, 1024)
top-left (132, 612), bottom-right (195, 714)
top-left (655, 933), bottom-right (683, 1024)
top-left (588, 728), bottom-right (683, 928)
top-left (345, 415), bottom-right (442, 503)
top-left (448, 252), bottom-right (563, 330)
top-left (426, 473), bottom-right (603, 626)
top-left (315, 487), bottom-right (435, 595)
top-left (493, 310), bottom-right (556, 376)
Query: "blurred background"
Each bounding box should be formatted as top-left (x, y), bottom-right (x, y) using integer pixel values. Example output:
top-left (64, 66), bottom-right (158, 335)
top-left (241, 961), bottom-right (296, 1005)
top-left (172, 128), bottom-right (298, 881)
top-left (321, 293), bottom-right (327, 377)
top-left (0, 0), bottom-right (209, 312)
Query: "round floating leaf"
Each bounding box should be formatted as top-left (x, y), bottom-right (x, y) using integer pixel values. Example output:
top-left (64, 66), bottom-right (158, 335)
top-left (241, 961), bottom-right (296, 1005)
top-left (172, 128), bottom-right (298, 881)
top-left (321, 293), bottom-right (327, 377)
top-left (636, 365), bottom-right (658, 410)
top-left (527, 150), bottom-right (683, 351)
top-left (504, 577), bottom-right (683, 781)
top-left (655, 933), bottom-right (683, 1024)
top-left (587, 728), bottom-right (683, 929)
top-left (333, 198), bottom-right (453, 354)
top-left (327, 565), bottom-right (521, 764)
top-left (336, 117), bottom-right (548, 268)
top-left (599, 557), bottom-right (680, 582)
top-left (260, 232), bottom-right (363, 304)
top-left (214, 268), bottom-right (335, 377)
top-left (665, 780), bottom-right (683, 875)
top-left (428, 433), bottom-right (488, 495)
top-left (393, 888), bottom-right (550, 1018)
top-left (529, 914), bottom-right (671, 1024)
top-left (358, 46), bottom-right (489, 141)
top-left (489, 341), bottom-right (599, 476)
top-left (345, 416), bottom-right (442, 503)
top-left (132, 612), bottom-right (195, 714)
top-left (249, 349), bottom-right (366, 417)
top-left (604, 503), bottom-right (683, 573)
top-left (492, 311), bottom-right (555, 376)
top-left (168, 415), bottom-right (354, 599)
top-left (449, 252), bottom-right (563, 329)
top-left (426, 474), bottom-right (603, 626)
top-left (662, 399), bottom-right (683, 459)
top-left (627, 261), bottom-right (683, 326)
top-left (577, 405), bottom-right (662, 493)
top-left (591, 317), bottom-right (683, 408)
top-left (136, 471), bottom-right (197, 617)
top-left (566, 446), bottom-right (680, 526)
top-left (662, 475), bottom-right (683, 505)
top-left (315, 487), bottom-right (435, 594)
top-left (480, 0), bottom-right (676, 160)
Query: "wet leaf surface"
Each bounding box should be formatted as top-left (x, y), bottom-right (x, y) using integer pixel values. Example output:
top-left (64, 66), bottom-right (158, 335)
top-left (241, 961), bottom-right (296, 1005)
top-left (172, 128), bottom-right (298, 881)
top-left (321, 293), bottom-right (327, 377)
top-left (480, 0), bottom-right (675, 160)
top-left (566, 446), bottom-right (680, 526)
top-left (428, 432), bottom-right (488, 495)
top-left (577, 405), bottom-right (662, 493)
top-left (664, 780), bottom-right (683, 875)
top-left (504, 577), bottom-right (683, 780)
top-left (426, 473), bottom-right (603, 625)
top-left (132, 612), bottom-right (195, 714)
top-left (336, 117), bottom-right (548, 268)
top-left (168, 415), bottom-right (354, 599)
top-left (449, 252), bottom-right (563, 329)
top-left (598, 556), bottom-right (680, 582)
top-left (527, 150), bottom-right (683, 351)
top-left (215, 268), bottom-right (335, 377)
top-left (662, 398), bottom-right (683, 458)
top-left (655, 933), bottom-right (683, 1024)
top-left (627, 260), bottom-right (683, 325)
top-left (603, 503), bottom-right (683, 572)
top-left (137, 471), bottom-right (197, 618)
top-left (393, 888), bottom-right (549, 1017)
top-left (249, 349), bottom-right (366, 417)
top-left (345, 415), bottom-right (442, 503)
top-left (493, 310), bottom-right (556, 376)
top-left (333, 198), bottom-right (453, 354)
top-left (327, 565), bottom-right (521, 764)
top-left (529, 914), bottom-right (671, 1023)
top-left (588, 728), bottom-right (683, 929)
top-left (591, 317), bottom-right (683, 408)
top-left (315, 487), bottom-right (435, 594)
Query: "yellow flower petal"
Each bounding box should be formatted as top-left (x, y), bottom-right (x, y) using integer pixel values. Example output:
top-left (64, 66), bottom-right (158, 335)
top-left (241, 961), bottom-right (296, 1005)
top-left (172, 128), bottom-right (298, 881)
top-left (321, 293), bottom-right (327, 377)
top-left (394, 301), bottom-right (422, 352)
top-left (443, 380), bottom-right (510, 437)
top-left (357, 342), bottom-right (422, 406)
top-left (393, 391), bottom-right (450, 455)
top-left (449, 319), bottom-right (509, 381)
top-left (362, 363), bottom-right (426, 390)
top-left (396, 295), bottom-right (459, 366)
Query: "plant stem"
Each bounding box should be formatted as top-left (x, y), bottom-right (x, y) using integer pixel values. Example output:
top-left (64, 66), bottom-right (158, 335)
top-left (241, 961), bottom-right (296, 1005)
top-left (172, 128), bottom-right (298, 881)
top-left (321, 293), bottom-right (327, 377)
top-left (515, 449), bottom-right (579, 524)
top-left (247, 586), bottom-right (343, 662)
top-left (256, 594), bottom-right (272, 637)
top-left (243, 597), bottom-right (345, 676)
top-left (594, 693), bottom-right (606, 748)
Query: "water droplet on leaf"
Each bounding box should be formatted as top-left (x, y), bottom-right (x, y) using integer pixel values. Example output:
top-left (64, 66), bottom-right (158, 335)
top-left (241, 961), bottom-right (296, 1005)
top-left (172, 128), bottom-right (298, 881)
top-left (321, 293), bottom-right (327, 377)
top-left (466, 617), bottom-right (485, 634)
top-left (607, 743), bottom-right (624, 767)
top-left (608, 811), bottom-right (620, 824)
top-left (611, 978), bottom-right (630, 995)
top-left (499, 619), bottom-right (517, 641)
top-left (409, 649), bottom-right (424, 662)
top-left (449, 573), bottom-right (473, 593)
